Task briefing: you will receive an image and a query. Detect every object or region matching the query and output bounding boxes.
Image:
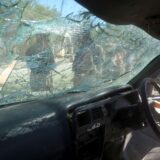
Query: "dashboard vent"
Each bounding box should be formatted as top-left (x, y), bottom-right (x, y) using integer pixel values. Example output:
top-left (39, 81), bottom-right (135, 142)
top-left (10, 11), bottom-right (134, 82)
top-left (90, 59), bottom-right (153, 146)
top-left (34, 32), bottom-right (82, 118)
top-left (77, 110), bottom-right (91, 127)
top-left (92, 107), bottom-right (103, 120)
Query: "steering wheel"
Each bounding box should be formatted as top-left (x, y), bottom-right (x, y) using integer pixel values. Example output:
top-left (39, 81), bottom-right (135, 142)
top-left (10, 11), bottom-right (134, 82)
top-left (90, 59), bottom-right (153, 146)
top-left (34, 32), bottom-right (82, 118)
top-left (140, 78), bottom-right (160, 138)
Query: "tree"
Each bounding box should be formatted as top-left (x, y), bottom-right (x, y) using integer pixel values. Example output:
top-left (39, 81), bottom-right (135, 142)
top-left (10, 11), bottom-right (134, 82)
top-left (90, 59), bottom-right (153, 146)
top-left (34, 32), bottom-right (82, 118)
top-left (22, 1), bottom-right (60, 20)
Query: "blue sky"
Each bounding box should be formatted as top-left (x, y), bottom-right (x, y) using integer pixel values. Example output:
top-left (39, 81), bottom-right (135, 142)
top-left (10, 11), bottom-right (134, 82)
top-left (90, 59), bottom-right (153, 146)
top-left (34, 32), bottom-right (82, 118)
top-left (38, 0), bottom-right (86, 16)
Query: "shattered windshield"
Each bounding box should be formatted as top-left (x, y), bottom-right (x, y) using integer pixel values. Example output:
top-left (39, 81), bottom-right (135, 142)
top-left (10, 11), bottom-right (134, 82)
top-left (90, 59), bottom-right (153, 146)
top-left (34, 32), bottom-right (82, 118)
top-left (0, 0), bottom-right (160, 105)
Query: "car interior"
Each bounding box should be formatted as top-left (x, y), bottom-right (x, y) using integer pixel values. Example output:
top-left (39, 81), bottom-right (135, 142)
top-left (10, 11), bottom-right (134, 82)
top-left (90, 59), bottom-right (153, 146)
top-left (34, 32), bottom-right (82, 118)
top-left (1, 0), bottom-right (160, 160)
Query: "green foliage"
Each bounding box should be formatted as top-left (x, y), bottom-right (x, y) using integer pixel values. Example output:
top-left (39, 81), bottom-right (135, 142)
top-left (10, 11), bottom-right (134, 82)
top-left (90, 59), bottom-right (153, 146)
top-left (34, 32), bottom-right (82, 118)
top-left (22, 1), bottom-right (60, 20)
top-left (0, 0), bottom-right (60, 21)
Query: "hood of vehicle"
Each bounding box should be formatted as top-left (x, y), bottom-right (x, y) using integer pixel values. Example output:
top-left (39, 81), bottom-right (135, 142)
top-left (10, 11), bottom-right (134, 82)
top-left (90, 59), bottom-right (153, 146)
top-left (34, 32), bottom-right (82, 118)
top-left (75, 0), bottom-right (160, 39)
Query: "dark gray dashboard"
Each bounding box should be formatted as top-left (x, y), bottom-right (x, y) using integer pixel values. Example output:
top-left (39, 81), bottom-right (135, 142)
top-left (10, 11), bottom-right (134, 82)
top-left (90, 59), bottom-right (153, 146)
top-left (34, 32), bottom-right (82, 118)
top-left (0, 85), bottom-right (145, 160)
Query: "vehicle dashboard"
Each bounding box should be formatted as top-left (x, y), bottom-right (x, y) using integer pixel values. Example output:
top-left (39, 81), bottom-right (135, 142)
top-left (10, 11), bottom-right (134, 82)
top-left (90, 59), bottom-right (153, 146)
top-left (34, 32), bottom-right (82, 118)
top-left (0, 85), bottom-right (146, 160)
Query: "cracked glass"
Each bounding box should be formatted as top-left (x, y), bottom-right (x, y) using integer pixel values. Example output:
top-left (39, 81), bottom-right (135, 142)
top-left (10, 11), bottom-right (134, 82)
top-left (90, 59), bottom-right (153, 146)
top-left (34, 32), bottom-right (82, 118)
top-left (0, 0), bottom-right (160, 105)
